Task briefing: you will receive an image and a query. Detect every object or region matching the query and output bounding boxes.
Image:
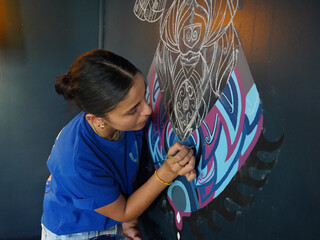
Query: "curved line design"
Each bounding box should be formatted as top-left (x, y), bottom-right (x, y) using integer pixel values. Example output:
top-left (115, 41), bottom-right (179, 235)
top-left (133, 2), bottom-right (283, 238)
top-left (147, 65), bottom-right (263, 231)
top-left (135, 0), bottom-right (240, 141)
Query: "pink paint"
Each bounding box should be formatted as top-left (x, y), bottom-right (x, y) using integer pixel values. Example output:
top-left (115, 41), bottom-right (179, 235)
top-left (167, 196), bottom-right (191, 230)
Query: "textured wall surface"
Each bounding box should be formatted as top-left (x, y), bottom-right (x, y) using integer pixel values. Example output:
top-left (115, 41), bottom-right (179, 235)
top-left (0, 0), bottom-right (99, 238)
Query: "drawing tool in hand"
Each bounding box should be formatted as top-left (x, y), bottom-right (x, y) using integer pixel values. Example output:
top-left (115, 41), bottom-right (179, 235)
top-left (153, 145), bottom-right (194, 165)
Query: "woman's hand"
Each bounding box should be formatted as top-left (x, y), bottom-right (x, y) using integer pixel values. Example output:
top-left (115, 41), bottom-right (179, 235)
top-left (122, 219), bottom-right (142, 240)
top-left (158, 142), bottom-right (197, 183)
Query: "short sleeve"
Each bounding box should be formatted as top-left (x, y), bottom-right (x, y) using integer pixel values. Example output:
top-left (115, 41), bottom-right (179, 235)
top-left (72, 175), bottom-right (120, 210)
top-left (66, 162), bottom-right (121, 210)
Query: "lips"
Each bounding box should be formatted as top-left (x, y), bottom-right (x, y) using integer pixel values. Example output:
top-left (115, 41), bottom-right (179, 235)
top-left (139, 118), bottom-right (148, 126)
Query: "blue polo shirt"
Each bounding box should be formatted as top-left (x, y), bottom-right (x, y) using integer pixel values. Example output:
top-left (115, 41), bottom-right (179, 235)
top-left (41, 112), bottom-right (143, 235)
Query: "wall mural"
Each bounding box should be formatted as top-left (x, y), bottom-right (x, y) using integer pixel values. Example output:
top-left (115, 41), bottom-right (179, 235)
top-left (135, 0), bottom-right (239, 141)
top-left (134, 0), bottom-right (283, 239)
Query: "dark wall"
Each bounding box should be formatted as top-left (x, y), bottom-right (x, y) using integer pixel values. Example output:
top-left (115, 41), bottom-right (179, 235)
top-left (103, 1), bottom-right (159, 78)
top-left (0, 0), bottom-right (319, 239)
top-left (104, 0), bottom-right (320, 239)
top-left (0, 0), bottom-right (99, 238)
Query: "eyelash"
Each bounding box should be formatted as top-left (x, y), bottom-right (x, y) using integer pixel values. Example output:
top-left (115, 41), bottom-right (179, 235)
top-left (128, 108), bottom-right (137, 115)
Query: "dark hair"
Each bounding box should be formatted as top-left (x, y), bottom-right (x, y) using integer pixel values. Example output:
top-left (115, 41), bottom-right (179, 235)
top-left (55, 49), bottom-right (140, 117)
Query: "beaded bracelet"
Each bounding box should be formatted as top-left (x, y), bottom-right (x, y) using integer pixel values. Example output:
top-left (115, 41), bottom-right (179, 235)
top-left (154, 169), bottom-right (172, 186)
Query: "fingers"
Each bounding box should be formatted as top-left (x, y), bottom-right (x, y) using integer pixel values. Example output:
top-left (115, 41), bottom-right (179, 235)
top-left (177, 148), bottom-right (194, 167)
top-left (165, 146), bottom-right (192, 173)
top-left (185, 169), bottom-right (197, 182)
top-left (164, 144), bottom-right (197, 182)
top-left (178, 154), bottom-right (196, 182)
top-left (167, 142), bottom-right (183, 157)
top-left (170, 145), bottom-right (191, 163)
top-left (178, 155), bottom-right (195, 175)
top-left (122, 220), bottom-right (141, 240)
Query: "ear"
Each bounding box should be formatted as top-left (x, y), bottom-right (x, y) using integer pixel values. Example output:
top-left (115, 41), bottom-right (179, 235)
top-left (85, 113), bottom-right (105, 125)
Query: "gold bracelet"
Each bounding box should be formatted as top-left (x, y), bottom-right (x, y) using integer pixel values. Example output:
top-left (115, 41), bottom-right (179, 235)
top-left (154, 170), bottom-right (172, 186)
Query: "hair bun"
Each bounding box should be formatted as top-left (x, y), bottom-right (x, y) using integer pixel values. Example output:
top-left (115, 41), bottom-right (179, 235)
top-left (55, 73), bottom-right (74, 100)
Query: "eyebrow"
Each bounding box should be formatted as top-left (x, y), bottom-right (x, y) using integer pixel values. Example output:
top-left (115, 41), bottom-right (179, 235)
top-left (125, 101), bottom-right (141, 114)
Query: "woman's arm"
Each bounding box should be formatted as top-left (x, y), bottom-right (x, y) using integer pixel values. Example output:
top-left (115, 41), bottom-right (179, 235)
top-left (95, 142), bottom-right (196, 222)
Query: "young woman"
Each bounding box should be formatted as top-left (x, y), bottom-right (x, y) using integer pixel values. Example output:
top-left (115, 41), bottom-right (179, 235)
top-left (41, 49), bottom-right (196, 240)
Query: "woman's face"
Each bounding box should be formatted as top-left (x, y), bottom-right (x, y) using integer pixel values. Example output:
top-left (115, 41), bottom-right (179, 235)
top-left (104, 72), bottom-right (152, 131)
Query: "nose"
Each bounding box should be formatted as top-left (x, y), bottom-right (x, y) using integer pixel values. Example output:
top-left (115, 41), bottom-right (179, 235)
top-left (141, 100), bottom-right (152, 116)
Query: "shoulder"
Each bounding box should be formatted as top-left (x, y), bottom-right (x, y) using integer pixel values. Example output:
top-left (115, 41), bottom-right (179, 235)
top-left (48, 112), bottom-right (95, 175)
top-left (55, 112), bottom-right (85, 141)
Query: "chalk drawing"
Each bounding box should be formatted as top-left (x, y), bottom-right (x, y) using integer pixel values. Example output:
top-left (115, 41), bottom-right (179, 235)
top-left (133, 0), bottom-right (167, 22)
top-left (134, 0), bottom-right (240, 141)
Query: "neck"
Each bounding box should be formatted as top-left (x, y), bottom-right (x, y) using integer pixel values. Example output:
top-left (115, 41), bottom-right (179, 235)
top-left (88, 119), bottom-right (121, 141)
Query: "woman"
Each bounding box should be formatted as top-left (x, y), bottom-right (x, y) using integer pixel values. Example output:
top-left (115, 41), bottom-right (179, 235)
top-left (41, 49), bottom-right (196, 240)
